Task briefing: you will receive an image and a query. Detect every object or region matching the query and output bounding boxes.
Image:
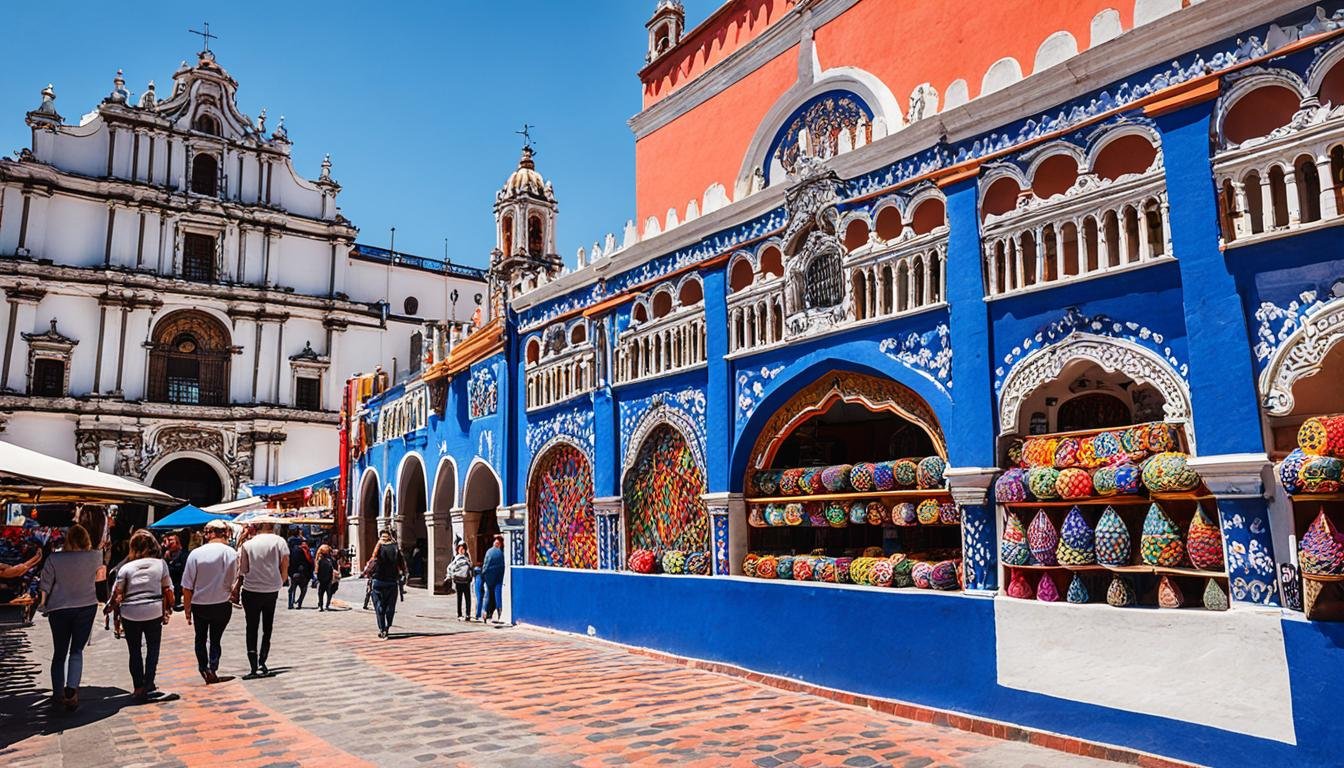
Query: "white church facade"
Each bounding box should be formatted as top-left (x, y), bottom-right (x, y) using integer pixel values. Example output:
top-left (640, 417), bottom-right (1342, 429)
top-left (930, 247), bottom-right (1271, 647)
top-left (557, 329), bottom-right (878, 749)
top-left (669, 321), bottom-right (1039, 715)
top-left (0, 49), bottom-right (486, 517)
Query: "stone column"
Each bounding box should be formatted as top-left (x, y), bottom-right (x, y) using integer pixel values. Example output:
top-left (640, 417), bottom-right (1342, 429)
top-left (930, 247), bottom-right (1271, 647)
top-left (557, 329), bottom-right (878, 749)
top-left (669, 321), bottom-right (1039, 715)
top-left (499, 504), bottom-right (527, 624)
top-left (1188, 454), bottom-right (1279, 607)
top-left (424, 509), bottom-right (453, 595)
top-left (593, 496), bottom-right (623, 571)
top-left (946, 467), bottom-right (998, 593)
top-left (702, 491), bottom-right (743, 575)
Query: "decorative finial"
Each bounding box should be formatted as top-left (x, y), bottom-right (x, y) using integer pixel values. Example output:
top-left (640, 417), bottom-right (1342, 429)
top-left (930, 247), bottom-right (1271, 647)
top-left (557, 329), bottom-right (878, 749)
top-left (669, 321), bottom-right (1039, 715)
top-left (273, 115), bottom-right (288, 140)
top-left (189, 22), bottom-right (218, 53)
top-left (137, 80), bottom-right (157, 110)
top-left (320, 153), bottom-right (332, 180)
top-left (106, 69), bottom-right (129, 104)
top-left (49, 318), bottom-right (58, 333)
top-left (257, 107), bottom-right (267, 134)
top-left (515, 123), bottom-right (535, 150)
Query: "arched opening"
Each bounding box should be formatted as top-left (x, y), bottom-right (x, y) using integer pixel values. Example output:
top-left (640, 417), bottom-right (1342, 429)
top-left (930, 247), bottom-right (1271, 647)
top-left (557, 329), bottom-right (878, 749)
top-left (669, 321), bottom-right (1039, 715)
top-left (910, 198), bottom-right (946, 235)
top-left (150, 457), bottom-right (224, 509)
top-left (678, 278), bottom-right (703, 306)
top-left (528, 444), bottom-right (595, 569)
top-left (397, 457), bottom-right (428, 586)
top-left (632, 303), bottom-right (649, 324)
top-left (729, 258), bottom-right (754, 292)
top-left (193, 114), bottom-right (220, 135)
top-left (741, 370), bottom-right (955, 586)
top-left (759, 246), bottom-right (784, 279)
top-left (190, 153), bottom-right (218, 196)
top-left (527, 215), bottom-right (544, 258)
top-left (843, 218), bottom-right (870, 250)
top-left (428, 460), bottom-right (457, 595)
top-left (501, 214), bottom-right (514, 256)
top-left (1093, 134), bottom-right (1158, 180)
top-left (1031, 153), bottom-right (1079, 198)
top-left (1268, 166), bottom-right (1291, 229)
top-left (1319, 58), bottom-right (1344, 108)
top-left (570, 323), bottom-right (587, 345)
top-left (622, 424), bottom-right (708, 569)
top-left (874, 206), bottom-right (903, 241)
top-left (358, 471), bottom-right (380, 563)
top-left (651, 290), bottom-right (673, 319)
top-left (1296, 155), bottom-right (1322, 224)
top-left (462, 462), bottom-right (502, 568)
top-left (1244, 170), bottom-right (1266, 234)
top-left (1222, 85), bottom-right (1301, 145)
top-left (851, 271), bottom-right (868, 321)
top-left (148, 310), bottom-right (231, 406)
top-left (981, 176), bottom-right (1023, 220)
top-left (1006, 359), bottom-right (1167, 446)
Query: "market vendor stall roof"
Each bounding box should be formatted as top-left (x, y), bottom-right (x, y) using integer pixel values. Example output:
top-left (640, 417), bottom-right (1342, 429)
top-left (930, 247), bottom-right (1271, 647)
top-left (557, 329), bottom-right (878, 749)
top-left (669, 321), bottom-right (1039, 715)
top-left (0, 440), bottom-right (179, 505)
top-left (147, 504), bottom-right (235, 529)
top-left (203, 496), bottom-right (267, 515)
top-left (250, 466), bottom-right (338, 497)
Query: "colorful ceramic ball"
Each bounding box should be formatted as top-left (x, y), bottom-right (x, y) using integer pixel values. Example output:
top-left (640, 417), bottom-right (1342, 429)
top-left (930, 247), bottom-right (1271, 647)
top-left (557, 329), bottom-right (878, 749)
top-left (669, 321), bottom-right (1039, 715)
top-left (806, 502), bottom-right (828, 528)
top-left (1028, 509), bottom-right (1059, 566)
top-left (1093, 431), bottom-right (1122, 463)
top-left (849, 502), bottom-right (868, 525)
top-left (848, 558), bottom-right (872, 586)
top-left (825, 502), bottom-right (848, 527)
top-left (1142, 452), bottom-right (1200, 493)
top-left (764, 504), bottom-right (786, 527)
top-left (1007, 439), bottom-right (1026, 468)
top-left (748, 506), bottom-right (767, 527)
top-left (916, 498), bottom-right (941, 525)
top-left (754, 554), bottom-right (777, 579)
top-left (1091, 466), bottom-right (1119, 497)
top-left (1023, 437), bottom-right (1058, 468)
top-left (1027, 467), bottom-right (1062, 499)
top-left (1299, 417), bottom-right (1331, 456)
top-left (1299, 510), bottom-right (1344, 575)
top-left (1299, 455), bottom-right (1343, 494)
top-left (792, 557), bottom-right (814, 581)
top-left (894, 502), bottom-right (918, 526)
top-left (1056, 506), bottom-right (1096, 565)
top-left (1113, 463), bottom-right (1143, 495)
top-left (1120, 428), bottom-right (1147, 462)
top-left (1077, 438), bottom-right (1100, 469)
top-left (872, 461), bottom-right (897, 491)
top-left (821, 464), bottom-right (853, 493)
top-left (1001, 512), bottom-right (1032, 566)
top-left (798, 467), bottom-right (823, 495)
top-left (939, 502), bottom-right (960, 525)
top-left (892, 459), bottom-right (919, 488)
top-left (849, 462), bottom-right (878, 492)
top-left (1141, 503), bottom-right (1186, 567)
top-left (870, 558), bottom-right (894, 587)
top-left (783, 503), bottom-right (804, 526)
top-left (916, 456), bottom-right (947, 489)
top-left (752, 470), bottom-right (780, 496)
top-left (1186, 507), bottom-right (1224, 571)
top-left (628, 549), bottom-right (657, 574)
top-left (1145, 423), bottom-right (1180, 453)
top-left (1094, 506), bottom-right (1132, 566)
top-left (1279, 449), bottom-right (1308, 494)
top-left (995, 468), bottom-right (1030, 503)
top-left (1006, 569), bottom-right (1034, 599)
top-left (1055, 468), bottom-right (1095, 499)
top-left (774, 555), bottom-right (794, 580)
top-left (818, 558), bottom-right (838, 583)
top-left (685, 551), bottom-right (710, 575)
top-left (835, 557), bottom-right (853, 584)
top-left (779, 468), bottom-right (804, 496)
top-left (1055, 438), bottom-right (1082, 468)
top-left (866, 501), bottom-right (887, 526)
top-left (661, 550), bottom-right (687, 574)
top-left (912, 561), bottom-right (934, 589)
top-left (1106, 574), bottom-right (1137, 607)
top-left (890, 556), bottom-right (914, 588)
top-left (930, 560), bottom-right (960, 590)
top-left (742, 553), bottom-right (759, 578)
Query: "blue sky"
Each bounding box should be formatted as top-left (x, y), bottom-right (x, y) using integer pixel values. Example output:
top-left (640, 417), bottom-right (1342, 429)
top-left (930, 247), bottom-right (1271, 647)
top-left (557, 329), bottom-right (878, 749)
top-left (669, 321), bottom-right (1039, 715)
top-left (0, 1), bottom-right (721, 269)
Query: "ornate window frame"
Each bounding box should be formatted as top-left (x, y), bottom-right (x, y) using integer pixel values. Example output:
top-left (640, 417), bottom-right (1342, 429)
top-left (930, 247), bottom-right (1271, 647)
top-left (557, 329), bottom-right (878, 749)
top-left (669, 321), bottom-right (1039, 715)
top-left (289, 341), bottom-right (329, 411)
top-left (1259, 294), bottom-right (1344, 416)
top-left (22, 318), bottom-right (78, 397)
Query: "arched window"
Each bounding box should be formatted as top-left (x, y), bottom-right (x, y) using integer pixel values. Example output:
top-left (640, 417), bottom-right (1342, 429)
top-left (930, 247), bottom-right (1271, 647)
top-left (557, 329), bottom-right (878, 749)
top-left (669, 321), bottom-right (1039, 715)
top-left (501, 214), bottom-right (514, 256)
top-left (191, 153), bottom-right (218, 196)
top-left (804, 253), bottom-right (843, 309)
top-left (148, 310), bottom-right (231, 406)
top-left (527, 215), bottom-right (544, 257)
top-left (194, 114), bottom-right (221, 135)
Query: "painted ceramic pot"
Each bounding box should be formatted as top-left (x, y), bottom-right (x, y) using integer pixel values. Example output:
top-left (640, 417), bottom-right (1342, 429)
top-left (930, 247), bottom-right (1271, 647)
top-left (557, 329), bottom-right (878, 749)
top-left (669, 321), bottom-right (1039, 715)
top-left (783, 503), bottom-right (804, 526)
top-left (628, 549), bottom-right (657, 574)
top-left (817, 558), bottom-right (838, 583)
top-left (939, 502), bottom-right (960, 525)
top-left (849, 501), bottom-right (868, 525)
top-left (870, 558), bottom-right (894, 587)
top-left (742, 553), bottom-right (759, 578)
top-left (774, 555), bottom-right (794, 580)
top-left (1094, 506), bottom-right (1132, 566)
top-left (779, 468), bottom-right (805, 496)
top-left (892, 459), bottom-right (919, 488)
top-left (1120, 428), bottom-right (1147, 463)
top-left (748, 506), bottom-right (767, 527)
top-left (1027, 467), bottom-right (1062, 499)
top-left (872, 461), bottom-right (897, 491)
top-left (1140, 503), bottom-right (1185, 567)
top-left (798, 467), bottom-right (823, 495)
top-left (1299, 416), bottom-right (1332, 456)
top-left (825, 502), bottom-right (848, 527)
top-left (661, 549), bottom-right (687, 575)
top-left (1186, 507), bottom-right (1224, 571)
top-left (1055, 467), bottom-right (1094, 500)
top-left (1112, 463), bottom-right (1143, 495)
top-left (1157, 575), bottom-right (1184, 609)
top-left (849, 463), bottom-right (877, 492)
top-left (1066, 573), bottom-right (1090, 604)
top-left (764, 504), bottom-right (786, 527)
top-left (866, 501), bottom-right (887, 526)
top-left (1106, 574), bottom-right (1137, 607)
top-left (995, 468), bottom-right (1030, 502)
top-left (1299, 510), bottom-right (1344, 575)
top-left (916, 498), bottom-right (941, 525)
top-left (1001, 512), bottom-right (1032, 566)
top-left (1076, 438), bottom-right (1099, 469)
top-left (894, 502), bottom-right (919, 526)
top-left (1142, 452), bottom-right (1200, 493)
top-left (1144, 422), bottom-right (1180, 453)
top-left (1203, 578), bottom-right (1229, 611)
top-left (821, 464), bottom-right (853, 493)
top-left (916, 456), bottom-right (947, 489)
top-left (1056, 506), bottom-right (1096, 565)
top-left (754, 554), bottom-right (777, 579)
top-left (1006, 439), bottom-right (1026, 468)
top-left (1037, 573), bottom-right (1061, 602)
top-left (1006, 569), bottom-right (1034, 599)
top-left (835, 557), bottom-right (853, 584)
top-left (685, 551), bottom-right (710, 576)
top-left (1093, 431), bottom-right (1122, 464)
top-left (792, 557), bottom-right (814, 581)
top-left (1091, 466), bottom-right (1119, 497)
top-left (1054, 438), bottom-right (1081, 468)
top-left (930, 560), bottom-right (960, 590)
top-left (1299, 455), bottom-right (1344, 494)
top-left (911, 561), bottom-right (934, 589)
top-left (1028, 509), bottom-right (1059, 566)
top-left (805, 502), bottom-right (827, 528)
top-left (889, 556), bottom-right (913, 588)
top-left (1022, 437), bottom-right (1058, 468)
top-left (752, 470), bottom-right (780, 496)
top-left (1279, 449), bottom-right (1308, 494)
top-left (849, 557), bottom-right (872, 586)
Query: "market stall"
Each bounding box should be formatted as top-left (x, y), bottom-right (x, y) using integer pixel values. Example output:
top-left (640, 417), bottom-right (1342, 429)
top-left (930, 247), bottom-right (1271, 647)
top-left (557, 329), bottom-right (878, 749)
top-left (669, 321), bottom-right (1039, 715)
top-left (1276, 413), bottom-right (1344, 620)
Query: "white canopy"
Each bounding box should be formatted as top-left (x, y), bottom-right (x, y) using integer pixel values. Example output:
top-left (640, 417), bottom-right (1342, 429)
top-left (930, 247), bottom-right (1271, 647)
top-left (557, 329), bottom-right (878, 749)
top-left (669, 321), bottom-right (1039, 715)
top-left (0, 440), bottom-right (179, 505)
top-left (203, 496), bottom-right (267, 515)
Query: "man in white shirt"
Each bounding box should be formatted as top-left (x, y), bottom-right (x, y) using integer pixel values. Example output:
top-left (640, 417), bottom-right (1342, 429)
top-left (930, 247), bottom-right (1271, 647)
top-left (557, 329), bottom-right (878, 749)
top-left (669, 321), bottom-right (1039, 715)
top-left (232, 525), bottom-right (289, 679)
top-left (182, 520), bottom-right (238, 684)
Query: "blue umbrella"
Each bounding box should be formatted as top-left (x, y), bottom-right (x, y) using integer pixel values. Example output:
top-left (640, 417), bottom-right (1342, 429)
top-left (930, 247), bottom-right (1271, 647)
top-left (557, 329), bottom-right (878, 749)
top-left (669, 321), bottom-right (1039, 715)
top-left (148, 504), bottom-right (233, 529)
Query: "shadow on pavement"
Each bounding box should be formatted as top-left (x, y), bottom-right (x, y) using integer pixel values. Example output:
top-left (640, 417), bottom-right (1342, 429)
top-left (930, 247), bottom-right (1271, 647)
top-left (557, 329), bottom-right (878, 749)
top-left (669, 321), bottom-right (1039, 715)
top-left (385, 631), bottom-right (455, 640)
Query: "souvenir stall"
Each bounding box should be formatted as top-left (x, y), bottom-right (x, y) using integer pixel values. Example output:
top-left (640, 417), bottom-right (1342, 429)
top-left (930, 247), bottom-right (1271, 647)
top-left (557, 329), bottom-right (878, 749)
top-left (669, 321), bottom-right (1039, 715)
top-left (248, 467), bottom-right (340, 545)
top-left (623, 424), bottom-right (711, 576)
top-left (740, 373), bottom-right (963, 592)
top-left (1277, 414), bottom-right (1344, 620)
top-left (994, 422), bottom-right (1230, 610)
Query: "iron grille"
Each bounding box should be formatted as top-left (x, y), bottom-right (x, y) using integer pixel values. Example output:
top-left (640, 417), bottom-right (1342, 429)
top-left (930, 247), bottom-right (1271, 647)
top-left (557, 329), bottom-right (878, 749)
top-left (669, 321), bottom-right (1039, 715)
top-left (30, 358), bottom-right (64, 396)
top-left (182, 233), bottom-right (216, 282)
top-left (148, 345), bottom-right (229, 406)
top-left (804, 253), bottom-right (844, 309)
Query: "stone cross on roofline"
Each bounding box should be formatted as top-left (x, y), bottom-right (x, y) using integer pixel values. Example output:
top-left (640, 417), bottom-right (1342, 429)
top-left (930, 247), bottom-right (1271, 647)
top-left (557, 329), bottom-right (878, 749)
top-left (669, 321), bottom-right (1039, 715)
top-left (189, 22), bottom-right (218, 53)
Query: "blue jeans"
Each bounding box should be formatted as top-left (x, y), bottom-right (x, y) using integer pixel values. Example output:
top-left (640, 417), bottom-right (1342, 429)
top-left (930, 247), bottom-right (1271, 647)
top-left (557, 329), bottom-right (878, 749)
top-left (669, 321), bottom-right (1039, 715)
top-left (48, 605), bottom-right (96, 695)
top-left (484, 581), bottom-right (503, 620)
top-left (287, 577), bottom-right (309, 609)
top-left (473, 573), bottom-right (484, 619)
top-left (122, 617), bottom-right (162, 690)
top-left (370, 579), bottom-right (398, 633)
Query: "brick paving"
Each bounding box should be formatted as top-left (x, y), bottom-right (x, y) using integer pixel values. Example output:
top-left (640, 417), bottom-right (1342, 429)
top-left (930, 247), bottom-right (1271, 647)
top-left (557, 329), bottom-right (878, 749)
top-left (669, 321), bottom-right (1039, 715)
top-left (0, 584), bottom-right (1125, 768)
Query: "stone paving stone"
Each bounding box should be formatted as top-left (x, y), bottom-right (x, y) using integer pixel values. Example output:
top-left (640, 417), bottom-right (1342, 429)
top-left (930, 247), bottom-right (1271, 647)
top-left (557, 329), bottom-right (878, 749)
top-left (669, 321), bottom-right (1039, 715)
top-left (1, 586), bottom-right (1129, 768)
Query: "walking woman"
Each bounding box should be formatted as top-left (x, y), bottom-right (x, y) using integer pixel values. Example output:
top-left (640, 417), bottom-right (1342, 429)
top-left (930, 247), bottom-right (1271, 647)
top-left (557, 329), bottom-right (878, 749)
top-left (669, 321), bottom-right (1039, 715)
top-left (37, 523), bottom-right (102, 712)
top-left (314, 543), bottom-right (340, 611)
top-left (447, 542), bottom-right (472, 620)
top-left (112, 530), bottom-right (174, 704)
top-left (364, 529), bottom-right (406, 639)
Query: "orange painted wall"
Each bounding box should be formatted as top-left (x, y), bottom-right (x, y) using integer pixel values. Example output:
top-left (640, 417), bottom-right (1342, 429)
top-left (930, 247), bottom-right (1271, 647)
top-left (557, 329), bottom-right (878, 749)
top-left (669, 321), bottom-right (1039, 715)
top-left (642, 0), bottom-right (796, 108)
top-left (635, 0), bottom-right (1144, 229)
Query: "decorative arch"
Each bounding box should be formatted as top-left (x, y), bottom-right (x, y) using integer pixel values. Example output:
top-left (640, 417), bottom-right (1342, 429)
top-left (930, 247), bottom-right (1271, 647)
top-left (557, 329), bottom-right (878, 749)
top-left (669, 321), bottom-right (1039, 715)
top-left (978, 163), bottom-right (1030, 205)
top-left (395, 452), bottom-right (428, 545)
top-left (1260, 295), bottom-right (1344, 416)
top-left (430, 456), bottom-right (458, 515)
top-left (1306, 37), bottom-right (1344, 95)
top-left (1216, 69), bottom-right (1309, 146)
top-left (144, 450), bottom-right (232, 500)
top-left (622, 423), bottom-right (709, 558)
top-left (356, 467), bottom-right (381, 521)
top-left (1023, 141), bottom-right (1086, 181)
top-left (463, 458), bottom-right (503, 511)
top-left (147, 309), bottom-right (232, 406)
top-left (1085, 122), bottom-right (1162, 170)
top-left (622, 402), bottom-right (707, 481)
top-left (747, 369), bottom-right (947, 473)
top-left (527, 440), bottom-right (596, 569)
top-left (997, 333), bottom-right (1193, 439)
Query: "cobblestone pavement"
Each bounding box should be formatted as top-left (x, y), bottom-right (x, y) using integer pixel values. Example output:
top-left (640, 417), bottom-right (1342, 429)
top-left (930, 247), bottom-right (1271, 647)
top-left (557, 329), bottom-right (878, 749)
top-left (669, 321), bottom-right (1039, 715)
top-left (0, 584), bottom-right (1122, 768)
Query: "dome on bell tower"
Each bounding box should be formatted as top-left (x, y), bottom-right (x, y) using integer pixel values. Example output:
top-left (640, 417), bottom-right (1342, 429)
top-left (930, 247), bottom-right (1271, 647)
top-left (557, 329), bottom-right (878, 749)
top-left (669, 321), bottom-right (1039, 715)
top-left (501, 145), bottom-right (552, 200)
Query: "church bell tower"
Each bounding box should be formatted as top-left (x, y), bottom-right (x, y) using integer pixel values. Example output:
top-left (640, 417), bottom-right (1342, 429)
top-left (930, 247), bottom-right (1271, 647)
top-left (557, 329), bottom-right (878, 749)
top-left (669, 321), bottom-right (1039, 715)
top-left (489, 136), bottom-right (562, 316)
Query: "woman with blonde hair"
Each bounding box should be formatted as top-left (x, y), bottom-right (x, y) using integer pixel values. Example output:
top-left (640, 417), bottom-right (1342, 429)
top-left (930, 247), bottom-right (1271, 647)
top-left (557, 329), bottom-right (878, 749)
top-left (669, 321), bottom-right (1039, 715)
top-left (38, 523), bottom-right (102, 712)
top-left (112, 530), bottom-right (174, 704)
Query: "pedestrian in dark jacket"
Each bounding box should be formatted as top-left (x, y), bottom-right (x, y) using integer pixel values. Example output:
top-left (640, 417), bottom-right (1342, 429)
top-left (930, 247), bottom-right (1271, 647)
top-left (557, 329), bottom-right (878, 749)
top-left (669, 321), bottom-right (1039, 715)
top-left (161, 534), bottom-right (187, 610)
top-left (288, 538), bottom-right (314, 609)
top-left (482, 536), bottom-right (506, 623)
top-left (446, 543), bottom-right (473, 620)
top-left (363, 529), bottom-right (406, 639)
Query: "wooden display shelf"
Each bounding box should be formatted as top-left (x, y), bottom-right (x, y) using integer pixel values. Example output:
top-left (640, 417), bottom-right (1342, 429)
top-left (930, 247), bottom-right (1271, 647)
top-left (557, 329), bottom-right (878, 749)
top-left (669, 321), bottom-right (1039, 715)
top-left (1302, 572), bottom-right (1344, 583)
top-left (1006, 563), bottom-right (1106, 572)
top-left (1288, 493), bottom-right (1344, 502)
top-left (749, 522), bottom-right (961, 529)
top-left (1004, 563), bottom-right (1226, 578)
top-left (747, 489), bottom-right (950, 504)
top-left (999, 491), bottom-right (1211, 509)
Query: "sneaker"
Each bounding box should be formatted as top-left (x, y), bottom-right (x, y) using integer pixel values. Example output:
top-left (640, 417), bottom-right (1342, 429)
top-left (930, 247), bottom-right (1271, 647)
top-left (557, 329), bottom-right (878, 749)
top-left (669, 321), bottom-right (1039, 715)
top-left (243, 671), bottom-right (261, 680)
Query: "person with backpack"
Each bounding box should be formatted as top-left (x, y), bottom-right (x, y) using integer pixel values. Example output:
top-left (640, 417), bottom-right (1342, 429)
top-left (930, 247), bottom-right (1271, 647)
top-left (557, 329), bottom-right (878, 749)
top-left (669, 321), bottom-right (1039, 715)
top-left (446, 542), bottom-right (473, 620)
top-left (314, 544), bottom-right (340, 611)
top-left (481, 535), bottom-right (507, 623)
top-left (287, 537), bottom-right (314, 610)
top-left (363, 529), bottom-right (406, 639)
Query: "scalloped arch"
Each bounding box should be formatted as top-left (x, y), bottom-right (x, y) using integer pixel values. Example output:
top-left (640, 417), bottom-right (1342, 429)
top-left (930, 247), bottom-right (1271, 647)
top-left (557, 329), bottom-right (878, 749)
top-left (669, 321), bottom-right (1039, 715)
top-left (1260, 295), bottom-right (1344, 416)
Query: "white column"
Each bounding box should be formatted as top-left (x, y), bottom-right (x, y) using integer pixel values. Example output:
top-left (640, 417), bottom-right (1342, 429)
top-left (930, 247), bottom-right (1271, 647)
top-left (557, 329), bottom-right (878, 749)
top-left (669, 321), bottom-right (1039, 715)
top-left (1232, 181), bottom-right (1252, 238)
top-left (1260, 175), bottom-right (1276, 232)
top-left (1284, 169), bottom-right (1302, 227)
top-left (1316, 155), bottom-right (1338, 219)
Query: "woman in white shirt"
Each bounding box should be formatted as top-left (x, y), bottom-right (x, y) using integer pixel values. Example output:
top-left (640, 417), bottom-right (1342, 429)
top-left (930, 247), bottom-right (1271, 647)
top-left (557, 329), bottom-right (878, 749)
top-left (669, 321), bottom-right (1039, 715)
top-left (112, 530), bottom-right (174, 704)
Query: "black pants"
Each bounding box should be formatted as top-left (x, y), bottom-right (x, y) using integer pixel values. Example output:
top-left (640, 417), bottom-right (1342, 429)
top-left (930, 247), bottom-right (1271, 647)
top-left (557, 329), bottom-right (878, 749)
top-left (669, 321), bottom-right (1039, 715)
top-left (241, 590), bottom-right (277, 671)
top-left (316, 579), bottom-right (338, 610)
top-left (287, 577), bottom-right (309, 609)
top-left (192, 601), bottom-right (232, 673)
top-left (454, 580), bottom-right (471, 617)
top-left (122, 617), bottom-right (162, 691)
top-left (370, 579), bottom-right (398, 633)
